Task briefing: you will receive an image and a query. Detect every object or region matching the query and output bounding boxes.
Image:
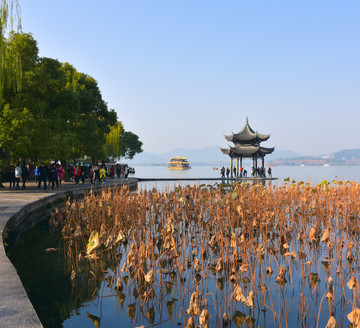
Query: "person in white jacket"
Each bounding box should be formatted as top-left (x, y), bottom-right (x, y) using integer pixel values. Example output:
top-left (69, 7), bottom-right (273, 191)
top-left (15, 165), bottom-right (22, 190)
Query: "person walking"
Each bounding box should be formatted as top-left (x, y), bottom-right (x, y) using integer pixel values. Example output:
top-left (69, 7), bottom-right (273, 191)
top-left (73, 165), bottom-right (81, 184)
top-left (221, 166), bottom-right (225, 179)
top-left (21, 162), bottom-right (28, 190)
top-left (124, 166), bottom-right (129, 180)
top-left (110, 165), bottom-right (116, 179)
top-left (89, 166), bottom-right (95, 184)
top-left (38, 162), bottom-right (48, 190)
top-left (239, 167), bottom-right (243, 178)
top-left (267, 167), bottom-right (272, 178)
top-left (81, 166), bottom-right (86, 184)
top-left (34, 165), bottom-right (39, 183)
top-left (226, 167), bottom-right (230, 179)
top-left (57, 164), bottom-right (64, 186)
top-left (94, 165), bottom-right (100, 183)
top-left (99, 166), bottom-right (106, 183)
top-left (49, 163), bottom-right (59, 189)
top-left (9, 165), bottom-right (16, 188)
top-left (15, 164), bottom-right (22, 190)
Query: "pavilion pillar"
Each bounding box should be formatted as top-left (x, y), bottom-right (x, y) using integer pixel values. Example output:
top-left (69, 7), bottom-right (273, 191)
top-left (262, 156), bottom-right (264, 169)
top-left (230, 157), bottom-right (233, 178)
top-left (240, 157), bottom-right (243, 177)
top-left (236, 158), bottom-right (239, 177)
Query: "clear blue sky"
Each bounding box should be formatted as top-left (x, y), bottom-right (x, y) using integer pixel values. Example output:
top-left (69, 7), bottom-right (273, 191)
top-left (19, 1), bottom-right (360, 156)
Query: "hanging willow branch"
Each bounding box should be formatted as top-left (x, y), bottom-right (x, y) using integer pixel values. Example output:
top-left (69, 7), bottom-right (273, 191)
top-left (105, 122), bottom-right (124, 159)
top-left (0, 0), bottom-right (22, 102)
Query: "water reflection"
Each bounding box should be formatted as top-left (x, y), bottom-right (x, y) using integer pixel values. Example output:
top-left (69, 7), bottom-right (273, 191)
top-left (9, 180), bottom-right (360, 328)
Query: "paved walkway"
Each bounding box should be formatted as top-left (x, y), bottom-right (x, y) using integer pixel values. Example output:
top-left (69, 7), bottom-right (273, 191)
top-left (0, 178), bottom-right (137, 328)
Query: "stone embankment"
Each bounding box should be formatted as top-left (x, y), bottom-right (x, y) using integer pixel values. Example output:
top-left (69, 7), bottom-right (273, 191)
top-left (0, 178), bottom-right (137, 328)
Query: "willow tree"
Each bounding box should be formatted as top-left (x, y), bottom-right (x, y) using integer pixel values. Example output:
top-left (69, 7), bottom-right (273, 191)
top-left (0, 0), bottom-right (21, 102)
top-left (105, 122), bottom-right (143, 161)
top-left (105, 122), bottom-right (124, 159)
top-left (0, 0), bottom-right (20, 186)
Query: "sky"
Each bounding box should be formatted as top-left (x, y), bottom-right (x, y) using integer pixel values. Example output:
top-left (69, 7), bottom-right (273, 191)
top-left (19, 1), bottom-right (360, 156)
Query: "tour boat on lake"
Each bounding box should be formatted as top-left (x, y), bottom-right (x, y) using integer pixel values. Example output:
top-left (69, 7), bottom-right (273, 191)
top-left (168, 157), bottom-right (191, 170)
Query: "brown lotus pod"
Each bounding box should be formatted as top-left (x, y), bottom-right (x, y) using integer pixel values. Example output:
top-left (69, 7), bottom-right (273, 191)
top-left (266, 266), bottom-right (273, 275)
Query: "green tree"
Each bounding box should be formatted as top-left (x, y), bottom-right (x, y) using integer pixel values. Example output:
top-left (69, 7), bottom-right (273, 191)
top-left (64, 67), bottom-right (117, 163)
top-left (105, 122), bottom-right (124, 159)
top-left (0, 104), bottom-right (35, 159)
top-left (121, 131), bottom-right (143, 160)
top-left (105, 122), bottom-right (143, 160)
top-left (1, 33), bottom-right (80, 162)
top-left (0, 0), bottom-right (21, 186)
top-left (0, 0), bottom-right (21, 102)
top-left (0, 33), bottom-right (39, 162)
top-left (1, 32), bottom-right (140, 181)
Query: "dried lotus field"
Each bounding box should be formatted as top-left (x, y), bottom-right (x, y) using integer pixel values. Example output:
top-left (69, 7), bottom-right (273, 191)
top-left (52, 181), bottom-right (360, 328)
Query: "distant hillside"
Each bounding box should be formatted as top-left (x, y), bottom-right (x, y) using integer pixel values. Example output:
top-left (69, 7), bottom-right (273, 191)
top-left (270, 148), bottom-right (360, 166)
top-left (332, 149), bottom-right (360, 160)
top-left (128, 147), bottom-right (301, 165)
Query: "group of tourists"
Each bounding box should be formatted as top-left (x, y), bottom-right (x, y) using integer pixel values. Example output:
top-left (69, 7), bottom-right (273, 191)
top-left (71, 164), bottom-right (106, 185)
top-left (220, 166), bottom-right (272, 178)
top-left (8, 162), bottom-right (131, 191)
top-left (35, 162), bottom-right (64, 190)
top-left (69, 163), bottom-right (130, 185)
top-left (9, 163), bottom-right (29, 190)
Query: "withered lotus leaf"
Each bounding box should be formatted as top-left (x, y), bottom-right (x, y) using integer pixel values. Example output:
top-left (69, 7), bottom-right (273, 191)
top-left (231, 285), bottom-right (246, 303)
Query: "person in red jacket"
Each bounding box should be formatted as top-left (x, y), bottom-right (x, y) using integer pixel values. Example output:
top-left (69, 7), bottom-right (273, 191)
top-left (73, 165), bottom-right (81, 184)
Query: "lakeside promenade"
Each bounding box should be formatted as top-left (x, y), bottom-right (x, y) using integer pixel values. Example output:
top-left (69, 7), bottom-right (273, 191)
top-left (0, 178), bottom-right (137, 328)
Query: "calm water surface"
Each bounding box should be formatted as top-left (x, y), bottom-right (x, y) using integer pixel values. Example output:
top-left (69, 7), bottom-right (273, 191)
top-left (135, 165), bottom-right (360, 190)
top-left (9, 165), bottom-right (360, 328)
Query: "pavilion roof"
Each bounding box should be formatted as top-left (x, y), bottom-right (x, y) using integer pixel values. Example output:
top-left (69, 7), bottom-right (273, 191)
top-left (220, 144), bottom-right (275, 157)
top-left (224, 117), bottom-right (270, 143)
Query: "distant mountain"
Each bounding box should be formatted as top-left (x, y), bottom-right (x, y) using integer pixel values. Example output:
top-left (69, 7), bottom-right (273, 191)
top-left (270, 148), bottom-right (360, 166)
top-left (266, 149), bottom-right (300, 160)
top-left (332, 149), bottom-right (360, 160)
top-left (128, 146), bottom-right (302, 165)
top-left (128, 147), bottom-right (360, 166)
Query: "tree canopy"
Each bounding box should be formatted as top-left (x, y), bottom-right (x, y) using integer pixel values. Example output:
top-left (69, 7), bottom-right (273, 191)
top-left (105, 122), bottom-right (143, 160)
top-left (0, 32), bottom-right (142, 165)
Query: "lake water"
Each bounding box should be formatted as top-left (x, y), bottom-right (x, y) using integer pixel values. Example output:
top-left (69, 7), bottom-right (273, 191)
top-left (8, 164), bottom-right (360, 328)
top-left (134, 165), bottom-right (360, 190)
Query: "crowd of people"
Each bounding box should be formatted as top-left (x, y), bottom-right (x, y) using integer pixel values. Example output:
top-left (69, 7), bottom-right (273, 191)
top-left (220, 166), bottom-right (272, 178)
top-left (7, 162), bottom-right (131, 190)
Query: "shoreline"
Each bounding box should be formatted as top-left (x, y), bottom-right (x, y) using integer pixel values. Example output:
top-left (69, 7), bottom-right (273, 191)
top-left (0, 178), bottom-right (137, 328)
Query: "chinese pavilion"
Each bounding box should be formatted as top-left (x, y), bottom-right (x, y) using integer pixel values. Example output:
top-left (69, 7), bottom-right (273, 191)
top-left (220, 117), bottom-right (275, 177)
